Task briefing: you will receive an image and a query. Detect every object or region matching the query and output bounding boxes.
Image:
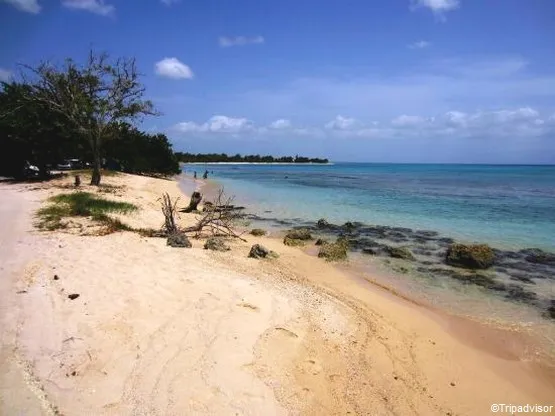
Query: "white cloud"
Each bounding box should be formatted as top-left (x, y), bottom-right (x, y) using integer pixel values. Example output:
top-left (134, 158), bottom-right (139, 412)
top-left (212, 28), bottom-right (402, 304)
top-left (219, 36), bottom-right (265, 47)
top-left (0, 68), bottom-right (13, 82)
top-left (174, 116), bottom-right (254, 134)
top-left (61, 0), bottom-right (114, 16)
top-left (269, 119), bottom-right (291, 129)
top-left (411, 0), bottom-right (460, 20)
top-left (391, 115), bottom-right (427, 126)
top-left (2, 0), bottom-right (41, 13)
top-left (408, 40), bottom-right (431, 49)
top-left (155, 58), bottom-right (194, 80)
top-left (325, 115), bottom-right (357, 130)
top-left (169, 107), bottom-right (555, 142)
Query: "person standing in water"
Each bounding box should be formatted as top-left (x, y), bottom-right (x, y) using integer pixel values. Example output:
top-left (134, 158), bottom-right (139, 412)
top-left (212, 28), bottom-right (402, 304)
top-left (203, 170), bottom-right (208, 179)
top-left (193, 171), bottom-right (197, 179)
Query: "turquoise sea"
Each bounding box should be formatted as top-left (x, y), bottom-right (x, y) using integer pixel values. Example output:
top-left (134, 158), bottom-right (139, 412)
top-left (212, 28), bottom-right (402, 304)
top-left (183, 163), bottom-right (555, 252)
top-left (181, 162), bottom-right (555, 331)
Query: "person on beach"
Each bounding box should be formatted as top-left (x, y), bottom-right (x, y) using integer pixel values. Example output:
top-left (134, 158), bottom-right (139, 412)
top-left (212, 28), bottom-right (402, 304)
top-left (203, 170), bottom-right (208, 179)
top-left (193, 171), bottom-right (197, 179)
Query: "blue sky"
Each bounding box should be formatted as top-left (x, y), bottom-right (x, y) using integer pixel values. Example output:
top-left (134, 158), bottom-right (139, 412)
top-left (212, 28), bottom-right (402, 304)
top-left (1, 0), bottom-right (554, 163)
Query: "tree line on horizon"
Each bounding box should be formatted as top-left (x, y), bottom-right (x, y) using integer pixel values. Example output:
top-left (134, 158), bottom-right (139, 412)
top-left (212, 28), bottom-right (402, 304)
top-left (0, 51), bottom-right (179, 184)
top-left (175, 152), bottom-right (329, 164)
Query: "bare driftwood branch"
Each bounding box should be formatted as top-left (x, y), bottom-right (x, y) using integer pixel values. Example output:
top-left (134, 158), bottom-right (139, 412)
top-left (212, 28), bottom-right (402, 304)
top-left (183, 188), bottom-right (246, 241)
top-left (160, 193), bottom-right (179, 235)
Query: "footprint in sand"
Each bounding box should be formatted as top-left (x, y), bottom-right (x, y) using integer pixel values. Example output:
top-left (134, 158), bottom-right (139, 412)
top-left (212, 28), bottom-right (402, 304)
top-left (274, 327), bottom-right (298, 338)
top-left (237, 302), bottom-right (259, 311)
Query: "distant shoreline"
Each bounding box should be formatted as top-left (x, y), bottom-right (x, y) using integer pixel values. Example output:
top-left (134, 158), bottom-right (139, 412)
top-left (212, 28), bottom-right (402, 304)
top-left (180, 162), bottom-right (335, 165)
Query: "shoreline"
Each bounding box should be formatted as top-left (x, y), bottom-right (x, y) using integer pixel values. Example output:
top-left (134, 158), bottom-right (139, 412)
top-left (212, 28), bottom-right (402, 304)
top-left (1, 172), bottom-right (554, 414)
top-left (183, 172), bottom-right (555, 361)
top-left (181, 162), bottom-right (334, 165)
top-left (181, 172), bottom-right (555, 326)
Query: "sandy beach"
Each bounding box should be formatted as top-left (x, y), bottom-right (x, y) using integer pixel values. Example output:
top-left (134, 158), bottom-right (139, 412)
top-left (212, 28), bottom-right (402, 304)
top-left (1, 172), bottom-right (554, 416)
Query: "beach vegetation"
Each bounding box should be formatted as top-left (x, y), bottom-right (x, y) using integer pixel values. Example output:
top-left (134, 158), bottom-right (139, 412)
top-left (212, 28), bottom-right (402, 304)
top-left (37, 191), bottom-right (137, 232)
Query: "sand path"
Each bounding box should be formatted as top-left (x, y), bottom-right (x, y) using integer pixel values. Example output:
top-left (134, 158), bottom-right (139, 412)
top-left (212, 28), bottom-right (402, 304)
top-left (0, 184), bottom-right (47, 414)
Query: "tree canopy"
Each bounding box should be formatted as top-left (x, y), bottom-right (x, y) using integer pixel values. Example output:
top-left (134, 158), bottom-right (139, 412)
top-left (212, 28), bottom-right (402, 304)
top-left (19, 51), bottom-right (156, 184)
top-left (0, 51), bottom-right (178, 181)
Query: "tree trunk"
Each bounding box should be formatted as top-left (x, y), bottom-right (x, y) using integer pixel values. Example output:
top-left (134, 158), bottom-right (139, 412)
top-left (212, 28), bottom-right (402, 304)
top-left (182, 191), bottom-right (202, 213)
top-left (90, 134), bottom-right (102, 186)
top-left (91, 155), bottom-right (101, 186)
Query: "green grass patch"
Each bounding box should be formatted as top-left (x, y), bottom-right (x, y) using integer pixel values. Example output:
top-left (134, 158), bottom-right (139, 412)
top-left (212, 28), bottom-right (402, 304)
top-left (37, 192), bottom-right (137, 232)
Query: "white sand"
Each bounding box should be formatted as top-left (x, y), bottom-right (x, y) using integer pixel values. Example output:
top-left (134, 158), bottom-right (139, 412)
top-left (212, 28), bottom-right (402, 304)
top-left (0, 172), bottom-right (553, 415)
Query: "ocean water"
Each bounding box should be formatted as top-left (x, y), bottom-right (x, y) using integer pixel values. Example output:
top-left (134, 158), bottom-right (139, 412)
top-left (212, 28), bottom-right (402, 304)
top-left (183, 163), bottom-right (555, 251)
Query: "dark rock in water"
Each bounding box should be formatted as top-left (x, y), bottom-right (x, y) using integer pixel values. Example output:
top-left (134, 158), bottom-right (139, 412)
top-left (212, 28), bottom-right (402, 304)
top-left (315, 238), bottom-right (329, 246)
top-left (547, 300), bottom-right (555, 319)
top-left (501, 260), bottom-right (552, 275)
top-left (392, 265), bottom-right (409, 274)
top-left (167, 232), bottom-right (192, 248)
top-left (362, 247), bottom-right (380, 255)
top-left (508, 271), bottom-right (536, 284)
top-left (493, 249), bottom-right (522, 260)
top-left (342, 221), bottom-right (356, 231)
top-left (385, 246), bottom-right (415, 261)
top-left (437, 237), bottom-right (455, 245)
top-left (421, 260), bottom-right (435, 266)
top-left (445, 243), bottom-right (495, 269)
top-left (421, 266), bottom-right (506, 291)
top-left (412, 248), bottom-right (434, 256)
top-left (414, 236), bottom-right (437, 244)
top-left (283, 236), bottom-right (305, 246)
top-left (248, 244), bottom-right (278, 259)
top-left (68, 294), bottom-right (80, 300)
top-left (285, 228), bottom-right (312, 240)
top-left (360, 226), bottom-right (387, 238)
top-left (317, 218), bottom-right (330, 228)
top-left (391, 227), bottom-right (413, 234)
top-left (204, 237), bottom-right (231, 252)
top-left (318, 238), bottom-right (348, 261)
top-left (504, 285), bottom-right (538, 304)
top-left (388, 235), bottom-right (409, 243)
top-left (249, 228), bottom-right (267, 236)
top-left (283, 228), bottom-right (313, 246)
top-left (414, 230), bottom-right (439, 238)
top-left (521, 248), bottom-right (555, 266)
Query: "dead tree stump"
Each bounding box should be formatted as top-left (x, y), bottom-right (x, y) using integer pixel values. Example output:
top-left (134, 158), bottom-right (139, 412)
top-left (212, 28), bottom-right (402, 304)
top-left (182, 191), bottom-right (202, 213)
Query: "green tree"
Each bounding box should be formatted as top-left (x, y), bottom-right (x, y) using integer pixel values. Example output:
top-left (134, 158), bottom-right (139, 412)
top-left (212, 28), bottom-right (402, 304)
top-left (20, 51), bottom-right (155, 185)
top-left (104, 123), bottom-right (180, 175)
top-left (0, 81), bottom-right (83, 178)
